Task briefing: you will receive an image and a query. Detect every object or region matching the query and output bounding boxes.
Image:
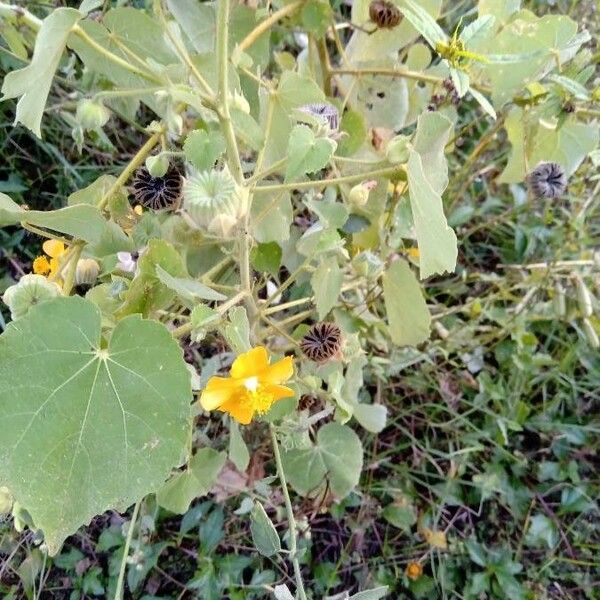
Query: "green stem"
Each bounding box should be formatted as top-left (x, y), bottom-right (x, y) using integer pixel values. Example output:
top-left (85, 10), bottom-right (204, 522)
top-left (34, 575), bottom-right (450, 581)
top-left (254, 165), bottom-right (405, 193)
top-left (216, 0), bottom-right (244, 184)
top-left (114, 500), bottom-right (141, 600)
top-left (270, 425), bottom-right (308, 600)
top-left (98, 129), bottom-right (164, 210)
top-left (61, 243), bottom-right (83, 296)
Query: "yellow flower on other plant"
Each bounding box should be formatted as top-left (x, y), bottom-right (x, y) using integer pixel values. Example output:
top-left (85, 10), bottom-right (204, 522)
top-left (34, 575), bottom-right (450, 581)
top-left (33, 240), bottom-right (67, 282)
top-left (199, 346), bottom-right (294, 424)
top-left (406, 561), bottom-right (423, 581)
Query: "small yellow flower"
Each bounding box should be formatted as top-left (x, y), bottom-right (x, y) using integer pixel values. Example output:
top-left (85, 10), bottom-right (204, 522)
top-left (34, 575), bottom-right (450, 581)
top-left (407, 247), bottom-right (420, 259)
top-left (32, 255), bottom-right (51, 275)
top-left (199, 346), bottom-right (294, 424)
top-left (406, 561), bottom-right (423, 581)
top-left (133, 204), bottom-right (143, 215)
top-left (42, 240), bottom-right (67, 278)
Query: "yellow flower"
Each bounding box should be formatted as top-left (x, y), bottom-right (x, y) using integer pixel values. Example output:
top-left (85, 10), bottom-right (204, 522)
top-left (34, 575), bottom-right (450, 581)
top-left (407, 247), bottom-right (420, 259)
top-left (199, 346), bottom-right (294, 424)
top-left (42, 240), bottom-right (67, 279)
top-left (32, 255), bottom-right (51, 275)
top-left (406, 561), bottom-right (423, 581)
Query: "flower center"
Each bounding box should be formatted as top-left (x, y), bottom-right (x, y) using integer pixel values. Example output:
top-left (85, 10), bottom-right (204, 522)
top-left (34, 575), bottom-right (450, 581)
top-left (240, 380), bottom-right (273, 415)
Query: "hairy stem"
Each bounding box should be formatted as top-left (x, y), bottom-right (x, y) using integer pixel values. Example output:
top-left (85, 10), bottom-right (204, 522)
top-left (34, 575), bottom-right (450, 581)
top-left (270, 425), bottom-right (308, 600)
top-left (114, 500), bottom-right (141, 600)
top-left (238, 0), bottom-right (305, 52)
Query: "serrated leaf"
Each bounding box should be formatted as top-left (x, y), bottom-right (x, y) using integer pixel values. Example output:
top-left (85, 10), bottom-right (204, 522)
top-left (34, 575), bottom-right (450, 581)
top-left (1, 8), bottom-right (81, 137)
top-left (156, 448), bottom-right (226, 514)
top-left (250, 501), bottom-right (281, 557)
top-left (223, 306), bottom-right (251, 353)
top-left (183, 129), bottom-right (226, 172)
top-left (525, 514), bottom-right (559, 549)
top-left (383, 259), bottom-right (431, 346)
top-left (407, 112), bottom-right (457, 278)
top-left (311, 256), bottom-right (343, 319)
top-left (382, 502), bottom-right (417, 533)
top-left (0, 192), bottom-right (118, 244)
top-left (155, 265), bottom-right (226, 302)
top-left (281, 423), bottom-right (363, 498)
top-left (285, 125), bottom-right (336, 182)
top-left (0, 297), bottom-right (192, 554)
top-left (229, 420), bottom-right (250, 472)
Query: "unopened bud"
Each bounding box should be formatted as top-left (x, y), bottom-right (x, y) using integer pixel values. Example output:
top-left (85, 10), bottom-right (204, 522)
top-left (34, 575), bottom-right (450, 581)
top-left (75, 258), bottom-right (100, 286)
top-left (145, 154), bottom-right (170, 178)
top-left (348, 180), bottom-right (377, 208)
top-left (76, 98), bottom-right (110, 130)
top-left (386, 134), bottom-right (411, 164)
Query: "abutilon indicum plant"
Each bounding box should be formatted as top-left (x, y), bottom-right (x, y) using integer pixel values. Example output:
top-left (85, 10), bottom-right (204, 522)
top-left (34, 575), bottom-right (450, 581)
top-left (0, 0), bottom-right (598, 598)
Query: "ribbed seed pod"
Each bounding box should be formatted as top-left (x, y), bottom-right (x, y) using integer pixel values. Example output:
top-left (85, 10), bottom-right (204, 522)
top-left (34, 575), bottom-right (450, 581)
top-left (527, 162), bottom-right (567, 198)
top-left (300, 322), bottom-right (342, 363)
top-left (369, 0), bottom-right (402, 29)
top-left (75, 258), bottom-right (100, 286)
top-left (183, 169), bottom-right (247, 234)
top-left (2, 274), bottom-right (61, 321)
top-left (131, 166), bottom-right (182, 210)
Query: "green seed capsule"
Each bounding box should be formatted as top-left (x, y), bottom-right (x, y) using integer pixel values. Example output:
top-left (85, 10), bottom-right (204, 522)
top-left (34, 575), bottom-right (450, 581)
top-left (575, 274), bottom-right (593, 317)
top-left (582, 318), bottom-right (599, 348)
top-left (553, 281), bottom-right (566, 317)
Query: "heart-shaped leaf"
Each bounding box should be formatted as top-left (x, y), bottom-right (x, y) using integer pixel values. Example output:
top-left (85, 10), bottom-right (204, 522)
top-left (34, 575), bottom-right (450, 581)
top-left (285, 125), bottom-right (336, 182)
top-left (0, 297), bottom-right (192, 554)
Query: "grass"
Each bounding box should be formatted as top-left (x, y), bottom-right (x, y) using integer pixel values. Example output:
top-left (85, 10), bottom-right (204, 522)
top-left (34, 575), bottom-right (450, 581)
top-left (0, 0), bottom-right (599, 598)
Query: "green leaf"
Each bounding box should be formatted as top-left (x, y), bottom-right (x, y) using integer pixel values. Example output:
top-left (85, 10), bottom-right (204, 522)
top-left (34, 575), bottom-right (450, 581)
top-left (223, 306), bottom-right (251, 353)
top-left (525, 514), bottom-right (559, 549)
top-left (251, 189), bottom-right (293, 243)
top-left (0, 192), bottom-right (118, 244)
top-left (285, 125), bottom-right (336, 182)
top-left (68, 175), bottom-right (117, 206)
top-left (156, 448), bottom-right (225, 514)
top-left (349, 586), bottom-right (390, 600)
top-left (305, 196), bottom-right (348, 230)
top-left (1, 8), bottom-right (81, 137)
top-left (250, 501), bottom-right (281, 557)
top-left (183, 130), bottom-right (226, 172)
top-left (337, 109), bottom-right (367, 157)
top-left (301, 0), bottom-right (333, 38)
top-left (311, 256), bottom-right (343, 319)
top-left (250, 242), bottom-right (282, 276)
top-left (117, 239), bottom-right (188, 317)
top-left (353, 403), bottom-right (387, 433)
top-left (401, 0), bottom-right (448, 48)
top-left (281, 423), bottom-right (363, 498)
top-left (166, 0), bottom-right (215, 54)
top-left (0, 297), bottom-right (192, 554)
top-left (382, 501), bottom-right (417, 533)
top-left (383, 259), bottom-right (431, 346)
top-left (407, 112), bottom-right (457, 278)
top-left (229, 420), bottom-right (250, 472)
top-left (155, 265), bottom-right (226, 302)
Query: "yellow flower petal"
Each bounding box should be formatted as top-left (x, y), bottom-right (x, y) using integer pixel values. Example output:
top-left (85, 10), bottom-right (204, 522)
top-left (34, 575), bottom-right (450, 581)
top-left (32, 256), bottom-right (51, 275)
top-left (230, 346), bottom-right (269, 380)
top-left (49, 257), bottom-right (61, 277)
top-left (42, 239), bottom-right (66, 258)
top-left (261, 356), bottom-right (294, 385)
top-left (200, 376), bottom-right (239, 411)
top-left (264, 384), bottom-right (295, 401)
top-left (219, 393), bottom-right (255, 424)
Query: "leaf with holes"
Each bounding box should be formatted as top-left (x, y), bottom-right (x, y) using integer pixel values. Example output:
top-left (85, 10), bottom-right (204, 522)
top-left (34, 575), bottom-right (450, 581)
top-left (0, 296), bottom-right (192, 554)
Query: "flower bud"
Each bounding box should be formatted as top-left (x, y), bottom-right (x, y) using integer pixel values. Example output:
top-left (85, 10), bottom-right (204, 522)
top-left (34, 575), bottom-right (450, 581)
top-left (348, 180), bottom-right (377, 209)
top-left (2, 274), bottom-right (61, 320)
top-left (145, 154), bottom-right (170, 178)
top-left (230, 90), bottom-right (250, 114)
top-left (76, 98), bottom-right (110, 130)
top-left (183, 168), bottom-right (248, 235)
top-left (75, 258), bottom-right (100, 286)
top-left (386, 134), bottom-right (411, 164)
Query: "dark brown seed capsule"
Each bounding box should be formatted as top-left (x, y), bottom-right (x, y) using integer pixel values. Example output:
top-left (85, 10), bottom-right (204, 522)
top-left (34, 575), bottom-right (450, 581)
top-left (131, 166), bottom-right (183, 210)
top-left (300, 322), bottom-right (342, 363)
top-left (527, 162), bottom-right (567, 199)
top-left (369, 0), bottom-right (402, 29)
top-left (298, 394), bottom-right (324, 413)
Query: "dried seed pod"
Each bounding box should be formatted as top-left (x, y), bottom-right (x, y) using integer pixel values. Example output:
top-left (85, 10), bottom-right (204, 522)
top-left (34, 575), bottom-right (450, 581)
top-left (527, 162), bottom-right (567, 198)
top-left (369, 0), bottom-right (402, 29)
top-left (131, 166), bottom-right (182, 210)
top-left (298, 394), bottom-right (324, 413)
top-left (300, 322), bottom-right (342, 363)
